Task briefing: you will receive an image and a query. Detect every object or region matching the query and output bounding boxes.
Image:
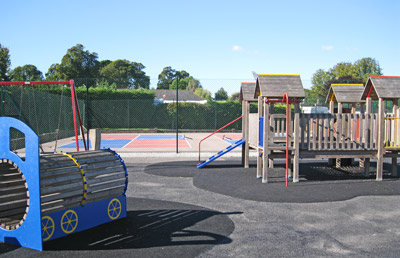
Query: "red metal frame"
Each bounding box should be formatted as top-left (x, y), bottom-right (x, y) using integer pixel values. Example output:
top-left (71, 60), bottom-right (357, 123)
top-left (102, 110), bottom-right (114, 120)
top-left (198, 115), bottom-right (243, 164)
top-left (0, 80), bottom-right (87, 152)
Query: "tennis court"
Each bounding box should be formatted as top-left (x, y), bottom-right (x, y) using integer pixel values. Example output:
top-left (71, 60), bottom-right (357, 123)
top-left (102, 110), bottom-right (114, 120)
top-left (59, 134), bottom-right (191, 149)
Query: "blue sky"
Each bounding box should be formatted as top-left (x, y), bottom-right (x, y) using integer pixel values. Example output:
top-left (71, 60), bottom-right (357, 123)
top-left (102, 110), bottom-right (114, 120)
top-left (1, 0), bottom-right (399, 95)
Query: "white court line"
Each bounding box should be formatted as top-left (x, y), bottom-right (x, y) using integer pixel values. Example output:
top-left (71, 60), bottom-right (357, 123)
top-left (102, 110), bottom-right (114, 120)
top-left (121, 134), bottom-right (140, 149)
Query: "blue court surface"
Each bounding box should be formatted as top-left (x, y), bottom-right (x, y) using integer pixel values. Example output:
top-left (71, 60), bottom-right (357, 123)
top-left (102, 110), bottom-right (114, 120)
top-left (59, 140), bottom-right (131, 149)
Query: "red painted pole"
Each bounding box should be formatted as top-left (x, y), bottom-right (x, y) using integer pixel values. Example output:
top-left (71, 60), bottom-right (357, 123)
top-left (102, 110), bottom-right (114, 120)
top-left (70, 82), bottom-right (80, 152)
top-left (71, 80), bottom-right (87, 151)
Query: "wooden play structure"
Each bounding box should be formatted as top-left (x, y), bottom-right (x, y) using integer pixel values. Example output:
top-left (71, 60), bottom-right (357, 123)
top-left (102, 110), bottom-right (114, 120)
top-left (240, 82), bottom-right (257, 168)
top-left (241, 74), bottom-right (400, 185)
top-left (325, 83), bottom-right (365, 167)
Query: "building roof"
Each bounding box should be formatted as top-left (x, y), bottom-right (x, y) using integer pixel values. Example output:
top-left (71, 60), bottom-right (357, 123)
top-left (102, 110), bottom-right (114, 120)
top-left (361, 76), bottom-right (400, 100)
top-left (254, 74), bottom-right (305, 99)
top-left (325, 84), bottom-right (365, 103)
top-left (239, 82), bottom-right (257, 102)
top-left (155, 89), bottom-right (206, 102)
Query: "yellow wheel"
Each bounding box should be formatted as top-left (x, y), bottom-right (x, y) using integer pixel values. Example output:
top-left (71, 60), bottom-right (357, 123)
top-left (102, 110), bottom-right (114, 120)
top-left (41, 216), bottom-right (55, 241)
top-left (61, 210), bottom-right (78, 234)
top-left (108, 198), bottom-right (122, 220)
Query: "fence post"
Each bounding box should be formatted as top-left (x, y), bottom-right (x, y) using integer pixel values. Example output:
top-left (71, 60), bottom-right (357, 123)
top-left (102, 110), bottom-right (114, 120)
top-left (127, 99), bottom-right (130, 130)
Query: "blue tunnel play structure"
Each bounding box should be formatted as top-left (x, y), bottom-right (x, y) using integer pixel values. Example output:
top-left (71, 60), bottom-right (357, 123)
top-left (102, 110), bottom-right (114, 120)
top-left (0, 117), bottom-right (128, 251)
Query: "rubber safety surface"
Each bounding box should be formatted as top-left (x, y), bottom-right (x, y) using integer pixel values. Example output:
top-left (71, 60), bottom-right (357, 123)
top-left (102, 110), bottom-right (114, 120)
top-left (145, 159), bottom-right (400, 203)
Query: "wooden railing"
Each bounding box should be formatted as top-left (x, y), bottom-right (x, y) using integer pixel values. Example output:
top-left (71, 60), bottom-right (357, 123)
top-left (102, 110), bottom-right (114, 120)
top-left (299, 113), bottom-right (378, 151)
top-left (385, 116), bottom-right (400, 149)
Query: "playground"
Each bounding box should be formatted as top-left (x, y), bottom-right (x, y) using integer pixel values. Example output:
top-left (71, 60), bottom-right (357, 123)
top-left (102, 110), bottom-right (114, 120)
top-left (0, 78), bottom-right (399, 257)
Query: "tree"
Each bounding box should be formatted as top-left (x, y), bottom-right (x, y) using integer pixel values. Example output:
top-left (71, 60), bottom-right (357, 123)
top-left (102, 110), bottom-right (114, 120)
top-left (0, 43), bottom-right (11, 81)
top-left (353, 57), bottom-right (382, 81)
top-left (229, 92), bottom-right (240, 101)
top-left (157, 67), bottom-right (191, 89)
top-left (310, 69), bottom-right (334, 99)
top-left (170, 76), bottom-right (201, 90)
top-left (310, 57), bottom-right (383, 100)
top-left (157, 66), bottom-right (176, 89)
top-left (186, 76), bottom-right (202, 90)
top-left (99, 59), bottom-right (150, 89)
top-left (45, 44), bottom-right (99, 80)
top-left (194, 88), bottom-right (211, 100)
top-left (9, 64), bottom-right (43, 81)
top-left (214, 87), bottom-right (228, 101)
top-left (331, 62), bottom-right (358, 79)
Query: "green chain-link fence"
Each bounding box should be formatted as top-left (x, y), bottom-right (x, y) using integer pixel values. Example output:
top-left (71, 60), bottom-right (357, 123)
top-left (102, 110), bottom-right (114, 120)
top-left (1, 79), bottom-right (396, 150)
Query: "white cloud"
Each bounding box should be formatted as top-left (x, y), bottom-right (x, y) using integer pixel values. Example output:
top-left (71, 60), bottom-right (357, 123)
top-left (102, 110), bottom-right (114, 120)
top-left (232, 45), bottom-right (244, 51)
top-left (321, 45), bottom-right (334, 51)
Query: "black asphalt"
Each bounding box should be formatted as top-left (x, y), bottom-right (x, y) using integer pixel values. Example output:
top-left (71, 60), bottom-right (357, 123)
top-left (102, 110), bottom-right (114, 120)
top-left (145, 159), bottom-right (400, 203)
top-left (0, 197), bottom-right (234, 257)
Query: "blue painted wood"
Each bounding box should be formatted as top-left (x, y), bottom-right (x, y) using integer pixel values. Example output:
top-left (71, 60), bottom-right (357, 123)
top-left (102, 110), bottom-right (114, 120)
top-left (197, 139), bottom-right (245, 168)
top-left (0, 117), bottom-right (42, 250)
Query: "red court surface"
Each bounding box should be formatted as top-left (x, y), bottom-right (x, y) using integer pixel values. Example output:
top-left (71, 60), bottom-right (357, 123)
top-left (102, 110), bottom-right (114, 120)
top-left (125, 139), bottom-right (190, 148)
top-left (100, 134), bottom-right (191, 149)
top-left (101, 134), bottom-right (139, 140)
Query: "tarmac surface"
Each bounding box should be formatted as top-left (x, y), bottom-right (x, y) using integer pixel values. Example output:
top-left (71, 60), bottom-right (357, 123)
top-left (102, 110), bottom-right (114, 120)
top-left (1, 156), bottom-right (400, 257)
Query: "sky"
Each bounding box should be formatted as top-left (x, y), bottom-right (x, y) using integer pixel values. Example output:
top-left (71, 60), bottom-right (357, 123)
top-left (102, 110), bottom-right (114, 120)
top-left (1, 0), bottom-right (399, 96)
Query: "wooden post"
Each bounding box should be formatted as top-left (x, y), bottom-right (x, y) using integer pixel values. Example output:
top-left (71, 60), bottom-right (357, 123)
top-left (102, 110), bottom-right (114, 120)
top-left (359, 103), bottom-right (365, 168)
top-left (364, 97), bottom-right (372, 177)
top-left (392, 99), bottom-right (398, 177)
top-left (287, 103), bottom-right (292, 178)
top-left (328, 100), bottom-right (335, 166)
top-left (293, 103), bottom-right (300, 183)
top-left (336, 102), bottom-right (343, 168)
top-left (350, 104), bottom-right (356, 164)
top-left (376, 97), bottom-right (385, 181)
top-left (268, 104), bottom-right (274, 168)
top-left (257, 96), bottom-right (263, 178)
top-left (262, 97), bottom-right (269, 183)
top-left (89, 129), bottom-right (101, 150)
top-left (242, 100), bottom-right (246, 166)
top-left (242, 101), bottom-right (250, 168)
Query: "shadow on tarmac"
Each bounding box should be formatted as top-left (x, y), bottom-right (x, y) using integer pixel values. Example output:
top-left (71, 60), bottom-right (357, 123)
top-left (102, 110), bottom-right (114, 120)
top-left (0, 198), bottom-right (236, 257)
top-left (43, 209), bottom-right (233, 251)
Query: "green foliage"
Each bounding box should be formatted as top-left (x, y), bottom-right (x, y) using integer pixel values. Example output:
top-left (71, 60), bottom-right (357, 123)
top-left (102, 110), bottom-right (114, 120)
top-left (229, 92), bottom-right (240, 101)
top-left (0, 43), bottom-right (11, 81)
top-left (309, 57), bottom-right (383, 101)
top-left (9, 64), bottom-right (43, 81)
top-left (36, 85), bottom-right (155, 100)
top-left (157, 66), bottom-right (177, 89)
top-left (353, 57), bottom-right (383, 82)
top-left (170, 76), bottom-right (202, 90)
top-left (165, 100), bottom-right (242, 130)
top-left (194, 88), bottom-right (211, 100)
top-left (214, 87), bottom-right (228, 100)
top-left (46, 44), bottom-right (100, 80)
top-left (157, 66), bottom-right (196, 90)
top-left (99, 59), bottom-right (150, 89)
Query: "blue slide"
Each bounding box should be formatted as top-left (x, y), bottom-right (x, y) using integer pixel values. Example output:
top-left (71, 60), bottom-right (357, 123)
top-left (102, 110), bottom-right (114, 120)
top-left (197, 139), bottom-right (245, 168)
